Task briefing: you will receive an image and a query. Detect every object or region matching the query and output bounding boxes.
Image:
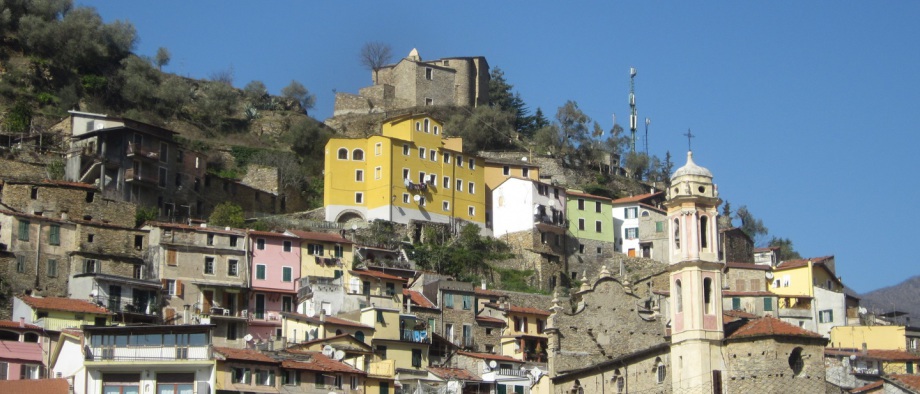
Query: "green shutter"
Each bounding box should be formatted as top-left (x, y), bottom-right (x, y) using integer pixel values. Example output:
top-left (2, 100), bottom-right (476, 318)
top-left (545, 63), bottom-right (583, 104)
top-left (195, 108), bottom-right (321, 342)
top-left (763, 297), bottom-right (773, 311)
top-left (257, 265), bottom-right (266, 280)
top-left (283, 267), bottom-right (292, 282)
top-left (49, 225), bottom-right (60, 245)
top-left (908, 362), bottom-right (914, 374)
top-left (18, 220), bottom-right (29, 241)
top-left (732, 297), bottom-right (741, 310)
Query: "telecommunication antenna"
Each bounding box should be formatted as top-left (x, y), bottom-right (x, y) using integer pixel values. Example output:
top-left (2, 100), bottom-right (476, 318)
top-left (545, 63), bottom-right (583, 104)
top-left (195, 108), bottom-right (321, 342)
top-left (644, 117), bottom-right (651, 156)
top-left (629, 67), bottom-right (638, 153)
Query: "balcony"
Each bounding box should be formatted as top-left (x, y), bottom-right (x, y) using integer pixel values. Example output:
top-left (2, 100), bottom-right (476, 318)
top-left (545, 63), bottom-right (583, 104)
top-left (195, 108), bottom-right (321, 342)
top-left (93, 295), bottom-right (157, 316)
top-left (86, 345), bottom-right (211, 361)
top-left (126, 142), bottom-right (160, 161)
top-left (369, 359), bottom-right (395, 378)
top-left (853, 367), bottom-right (880, 375)
top-left (124, 167), bottom-right (159, 187)
top-left (201, 307), bottom-right (248, 321)
top-left (400, 329), bottom-right (431, 344)
top-left (497, 368), bottom-right (528, 378)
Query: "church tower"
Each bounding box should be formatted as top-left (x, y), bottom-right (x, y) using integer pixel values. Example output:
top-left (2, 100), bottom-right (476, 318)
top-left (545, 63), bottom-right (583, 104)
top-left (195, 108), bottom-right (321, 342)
top-left (666, 151), bottom-right (725, 392)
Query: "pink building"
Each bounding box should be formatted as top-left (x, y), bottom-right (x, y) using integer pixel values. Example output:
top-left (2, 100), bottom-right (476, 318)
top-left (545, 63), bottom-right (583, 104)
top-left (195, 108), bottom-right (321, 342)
top-left (248, 230), bottom-right (301, 341)
top-left (0, 319), bottom-right (45, 380)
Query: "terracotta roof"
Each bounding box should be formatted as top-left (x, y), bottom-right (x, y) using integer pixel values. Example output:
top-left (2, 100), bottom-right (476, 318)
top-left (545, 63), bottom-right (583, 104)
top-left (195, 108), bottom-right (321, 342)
top-left (475, 287), bottom-right (507, 298)
top-left (289, 333), bottom-right (373, 351)
top-left (148, 221), bottom-right (245, 235)
top-left (887, 375), bottom-right (920, 391)
top-left (61, 328), bottom-right (84, 339)
top-left (753, 247), bottom-right (780, 253)
top-left (723, 310), bottom-right (759, 319)
top-left (849, 380), bottom-right (883, 393)
top-left (282, 312), bottom-right (373, 329)
top-left (825, 348), bottom-right (920, 362)
top-left (457, 351), bottom-right (522, 363)
top-left (508, 305), bottom-right (551, 316)
top-left (214, 346), bottom-right (278, 363)
top-left (281, 352), bottom-right (365, 374)
top-left (476, 316), bottom-right (506, 325)
top-left (565, 190), bottom-right (611, 201)
top-left (0, 378), bottom-right (70, 394)
top-left (725, 316), bottom-right (824, 340)
top-left (403, 289), bottom-right (436, 309)
top-left (249, 230), bottom-right (300, 239)
top-left (0, 319), bottom-right (41, 330)
top-left (287, 229), bottom-right (354, 245)
top-left (723, 291), bottom-right (775, 297)
top-left (350, 269), bottom-right (407, 282)
top-left (725, 262), bottom-right (771, 271)
top-left (18, 295), bottom-right (111, 315)
top-left (775, 255), bottom-right (834, 270)
top-left (610, 191), bottom-right (664, 204)
top-left (428, 366), bottom-right (481, 381)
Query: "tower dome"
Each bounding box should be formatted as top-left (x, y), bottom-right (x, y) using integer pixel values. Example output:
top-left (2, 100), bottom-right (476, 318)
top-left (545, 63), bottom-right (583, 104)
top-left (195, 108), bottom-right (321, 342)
top-left (671, 151), bottom-right (712, 181)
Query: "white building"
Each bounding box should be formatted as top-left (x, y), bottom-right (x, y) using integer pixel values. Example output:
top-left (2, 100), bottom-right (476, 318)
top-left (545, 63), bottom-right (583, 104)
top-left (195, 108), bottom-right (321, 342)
top-left (490, 177), bottom-right (566, 238)
top-left (611, 191), bottom-right (665, 257)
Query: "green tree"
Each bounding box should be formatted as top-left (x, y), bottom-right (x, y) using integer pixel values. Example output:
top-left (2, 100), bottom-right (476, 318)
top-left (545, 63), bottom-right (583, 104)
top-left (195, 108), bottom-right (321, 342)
top-left (445, 105), bottom-right (517, 152)
top-left (736, 205), bottom-right (768, 246)
top-left (135, 206), bottom-right (158, 226)
top-left (118, 55), bottom-right (159, 107)
top-left (281, 80), bottom-right (315, 114)
top-left (4, 99), bottom-right (32, 133)
top-left (285, 118), bottom-right (331, 172)
top-left (209, 202), bottom-right (245, 228)
top-left (488, 67), bottom-right (533, 137)
top-left (155, 47), bottom-right (170, 71)
top-left (768, 237), bottom-right (802, 261)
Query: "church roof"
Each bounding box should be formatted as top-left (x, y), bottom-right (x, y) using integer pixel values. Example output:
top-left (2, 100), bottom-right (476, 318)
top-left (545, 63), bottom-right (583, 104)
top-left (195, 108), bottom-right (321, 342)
top-left (671, 151), bottom-right (712, 180)
top-left (725, 315), bottom-right (824, 340)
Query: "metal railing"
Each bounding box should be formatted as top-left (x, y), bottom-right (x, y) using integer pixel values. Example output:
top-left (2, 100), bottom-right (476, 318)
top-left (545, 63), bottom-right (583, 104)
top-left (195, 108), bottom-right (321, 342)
top-left (126, 142), bottom-right (160, 160)
top-left (86, 345), bottom-right (211, 361)
top-left (400, 329), bottom-right (431, 344)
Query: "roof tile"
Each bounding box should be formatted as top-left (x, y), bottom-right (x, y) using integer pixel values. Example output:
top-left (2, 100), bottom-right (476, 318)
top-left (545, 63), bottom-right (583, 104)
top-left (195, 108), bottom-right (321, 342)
top-left (726, 315), bottom-right (824, 340)
top-left (18, 295), bottom-right (111, 315)
top-left (428, 366), bottom-right (481, 381)
top-left (214, 346), bottom-right (278, 363)
top-left (403, 289), bottom-right (436, 309)
top-left (281, 352), bottom-right (365, 374)
top-left (0, 379), bottom-right (70, 394)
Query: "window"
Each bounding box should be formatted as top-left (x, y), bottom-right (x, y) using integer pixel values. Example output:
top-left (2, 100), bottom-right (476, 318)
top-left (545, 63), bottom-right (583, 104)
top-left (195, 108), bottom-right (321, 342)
top-left (46, 259), bottom-right (57, 277)
top-left (228, 259), bottom-right (239, 276)
top-left (625, 207), bottom-right (638, 219)
top-left (428, 174), bottom-right (437, 185)
top-left (282, 296), bottom-right (292, 312)
top-left (88, 233), bottom-right (95, 243)
top-left (732, 297), bottom-right (741, 310)
top-left (158, 167), bottom-right (167, 188)
top-left (206, 233), bottom-right (214, 246)
top-left (656, 221), bottom-right (665, 232)
top-left (282, 267), bottom-right (293, 282)
top-left (256, 264), bottom-right (266, 280)
top-left (352, 149), bottom-right (364, 161)
top-left (308, 243), bottom-right (324, 256)
top-left (415, 122), bottom-right (421, 131)
top-left (412, 348), bottom-right (422, 367)
top-left (703, 278), bottom-right (713, 314)
top-left (425, 67), bottom-right (433, 80)
top-left (469, 159), bottom-right (475, 169)
top-left (375, 142), bottom-right (382, 156)
top-left (355, 169), bottom-right (364, 182)
top-left (424, 118), bottom-right (430, 133)
top-left (159, 142), bottom-right (169, 162)
top-left (578, 199), bottom-right (585, 210)
top-left (456, 179), bottom-right (463, 191)
top-left (457, 155), bottom-right (463, 167)
top-left (403, 194), bottom-right (410, 203)
top-left (375, 167), bottom-right (382, 180)
top-left (337, 148), bottom-right (348, 159)
top-left (18, 220), bottom-right (29, 241)
top-left (675, 280), bottom-right (683, 312)
top-left (444, 293), bottom-right (454, 308)
top-left (419, 196), bottom-right (426, 207)
top-left (48, 225), bottom-right (60, 245)
top-left (788, 347), bottom-right (804, 376)
top-left (419, 147), bottom-right (426, 159)
top-left (232, 368), bottom-right (251, 384)
top-left (656, 358), bottom-right (666, 384)
top-left (167, 279), bottom-right (178, 296)
top-left (430, 149), bottom-right (437, 161)
top-left (819, 309), bottom-right (834, 323)
top-left (595, 221), bottom-right (602, 233)
top-left (462, 295), bottom-right (472, 310)
top-left (700, 216), bottom-right (709, 249)
top-left (403, 144), bottom-right (410, 155)
top-left (468, 206), bottom-right (475, 216)
top-left (503, 166), bottom-right (510, 176)
top-left (763, 297), bottom-right (773, 312)
top-left (442, 201), bottom-right (450, 211)
top-left (256, 369), bottom-right (275, 386)
top-left (334, 245), bottom-right (343, 258)
top-left (433, 126), bottom-right (439, 135)
top-left (20, 364), bottom-right (40, 380)
top-left (444, 152), bottom-right (451, 163)
top-left (385, 282), bottom-right (395, 296)
top-left (257, 238), bottom-right (266, 250)
top-left (403, 168), bottom-right (410, 180)
top-left (578, 219), bottom-right (585, 231)
top-left (625, 228), bottom-right (639, 239)
top-left (84, 259), bottom-right (98, 273)
top-left (282, 370), bottom-right (298, 386)
top-left (30, 186), bottom-right (38, 199)
top-left (283, 240), bottom-right (292, 252)
top-left (468, 182), bottom-right (475, 194)
top-left (204, 257), bottom-right (214, 275)
top-left (443, 176), bottom-right (450, 189)
top-left (355, 192), bottom-right (364, 204)
top-left (595, 201), bottom-right (602, 213)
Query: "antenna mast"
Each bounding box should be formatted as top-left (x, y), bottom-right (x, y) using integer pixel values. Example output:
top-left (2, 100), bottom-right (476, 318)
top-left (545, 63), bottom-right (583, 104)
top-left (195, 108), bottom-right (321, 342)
top-left (629, 67), bottom-right (638, 153)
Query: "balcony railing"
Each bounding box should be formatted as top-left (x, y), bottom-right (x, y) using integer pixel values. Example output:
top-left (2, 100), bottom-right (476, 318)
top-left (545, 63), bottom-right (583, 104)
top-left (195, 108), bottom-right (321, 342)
top-left (853, 367), bottom-right (880, 375)
top-left (124, 167), bottom-right (159, 185)
top-left (497, 368), bottom-right (528, 377)
top-left (400, 329), bottom-right (431, 344)
top-left (126, 142), bottom-right (160, 161)
top-left (86, 345), bottom-right (211, 361)
top-left (93, 295), bottom-right (157, 316)
top-left (34, 318), bottom-right (91, 332)
top-left (369, 359), bottom-right (395, 378)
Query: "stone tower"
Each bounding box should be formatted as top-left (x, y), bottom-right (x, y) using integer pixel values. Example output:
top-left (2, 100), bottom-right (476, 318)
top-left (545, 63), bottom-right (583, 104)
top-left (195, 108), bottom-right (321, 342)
top-left (666, 151), bottom-right (725, 392)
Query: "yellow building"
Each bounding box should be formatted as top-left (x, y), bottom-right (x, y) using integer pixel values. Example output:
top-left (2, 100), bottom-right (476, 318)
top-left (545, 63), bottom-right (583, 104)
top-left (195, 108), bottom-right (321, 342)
top-left (496, 305), bottom-right (550, 363)
top-left (12, 295), bottom-right (113, 331)
top-left (324, 114), bottom-right (486, 229)
top-left (830, 325), bottom-right (915, 351)
top-left (281, 311), bottom-right (375, 344)
top-left (768, 256), bottom-right (846, 336)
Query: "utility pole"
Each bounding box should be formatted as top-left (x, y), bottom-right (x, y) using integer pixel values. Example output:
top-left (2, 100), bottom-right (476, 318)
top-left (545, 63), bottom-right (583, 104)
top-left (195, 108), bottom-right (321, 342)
top-left (644, 117), bottom-right (650, 157)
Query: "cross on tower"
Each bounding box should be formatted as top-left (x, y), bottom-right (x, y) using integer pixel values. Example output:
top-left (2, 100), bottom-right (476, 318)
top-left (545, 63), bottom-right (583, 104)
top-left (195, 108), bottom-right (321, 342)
top-left (683, 129), bottom-right (695, 151)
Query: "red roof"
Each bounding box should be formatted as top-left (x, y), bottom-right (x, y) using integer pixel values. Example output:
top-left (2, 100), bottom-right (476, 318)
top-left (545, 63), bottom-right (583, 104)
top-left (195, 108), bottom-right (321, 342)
top-left (888, 375), bottom-right (920, 391)
top-left (0, 379), bottom-right (70, 394)
top-left (825, 348), bottom-right (920, 362)
top-left (214, 346), bottom-right (278, 363)
top-left (18, 295), bottom-right (111, 315)
top-left (281, 352), bottom-right (365, 374)
top-left (0, 320), bottom-right (41, 330)
top-left (404, 289), bottom-right (436, 309)
top-left (474, 287), bottom-right (507, 298)
top-left (849, 380), bottom-right (883, 393)
top-left (610, 191), bottom-right (664, 204)
top-left (725, 262), bottom-right (771, 271)
top-left (428, 366), bottom-right (481, 381)
top-left (723, 291), bottom-right (775, 297)
top-left (726, 316), bottom-right (823, 340)
top-left (565, 190), bottom-right (611, 201)
top-left (249, 230), bottom-right (300, 239)
top-left (723, 309), bottom-right (759, 321)
top-left (350, 269), bottom-right (407, 282)
top-left (776, 255), bottom-right (834, 270)
top-left (287, 230), bottom-right (354, 245)
top-left (508, 305), bottom-right (552, 316)
top-left (148, 221), bottom-right (245, 235)
top-left (476, 316), bottom-right (506, 325)
top-left (282, 312), bottom-right (373, 329)
top-left (457, 351), bottom-right (522, 363)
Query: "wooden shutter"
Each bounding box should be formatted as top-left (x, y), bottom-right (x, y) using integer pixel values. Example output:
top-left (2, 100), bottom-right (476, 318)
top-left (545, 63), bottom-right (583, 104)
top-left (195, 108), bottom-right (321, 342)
top-left (176, 280), bottom-right (183, 298)
top-left (165, 308), bottom-right (175, 324)
top-left (167, 249), bottom-right (177, 266)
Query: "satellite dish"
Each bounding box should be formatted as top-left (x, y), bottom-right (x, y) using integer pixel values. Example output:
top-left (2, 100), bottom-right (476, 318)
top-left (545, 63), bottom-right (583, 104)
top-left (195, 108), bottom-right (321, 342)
top-left (322, 345), bottom-right (335, 357)
top-left (306, 307), bottom-right (316, 318)
top-left (243, 334), bottom-right (253, 342)
top-left (489, 360), bottom-right (497, 369)
top-left (765, 272), bottom-right (775, 280)
top-left (334, 350), bottom-right (345, 361)
top-left (351, 224), bottom-right (358, 231)
top-left (521, 156), bottom-right (528, 162)
top-left (413, 195), bottom-right (421, 202)
top-left (547, 200), bottom-right (555, 207)
top-left (90, 289), bottom-right (98, 298)
top-left (531, 366), bottom-right (542, 378)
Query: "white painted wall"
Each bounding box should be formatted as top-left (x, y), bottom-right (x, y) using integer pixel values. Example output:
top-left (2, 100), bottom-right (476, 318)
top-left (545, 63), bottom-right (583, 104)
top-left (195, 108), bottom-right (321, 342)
top-left (51, 336), bottom-right (86, 393)
top-left (814, 287), bottom-right (847, 338)
top-left (492, 179), bottom-right (536, 236)
top-left (612, 203), bottom-right (641, 254)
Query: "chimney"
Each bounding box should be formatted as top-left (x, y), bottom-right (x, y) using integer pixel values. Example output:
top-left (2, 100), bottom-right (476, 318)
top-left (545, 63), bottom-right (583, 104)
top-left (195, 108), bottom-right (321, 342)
top-left (481, 280), bottom-right (487, 290)
top-left (19, 317), bottom-right (24, 327)
top-left (319, 307), bottom-right (326, 323)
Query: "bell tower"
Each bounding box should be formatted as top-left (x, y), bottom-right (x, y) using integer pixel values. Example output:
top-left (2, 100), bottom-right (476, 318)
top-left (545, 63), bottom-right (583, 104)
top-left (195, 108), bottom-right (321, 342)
top-left (666, 151), bottom-right (725, 392)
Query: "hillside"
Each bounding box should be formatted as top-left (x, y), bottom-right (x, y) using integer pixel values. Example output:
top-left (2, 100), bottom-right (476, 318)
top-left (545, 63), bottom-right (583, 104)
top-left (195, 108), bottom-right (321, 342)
top-left (859, 275), bottom-right (920, 321)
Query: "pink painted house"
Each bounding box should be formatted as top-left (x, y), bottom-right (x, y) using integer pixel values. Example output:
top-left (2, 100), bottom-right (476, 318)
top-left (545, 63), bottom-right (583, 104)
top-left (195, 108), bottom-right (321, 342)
top-left (0, 319), bottom-right (45, 380)
top-left (247, 230), bottom-right (302, 341)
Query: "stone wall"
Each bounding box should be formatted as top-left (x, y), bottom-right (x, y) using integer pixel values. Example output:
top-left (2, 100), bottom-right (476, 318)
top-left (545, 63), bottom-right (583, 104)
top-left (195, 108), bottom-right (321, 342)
top-left (723, 337), bottom-right (827, 393)
top-left (240, 164), bottom-right (280, 194)
top-left (721, 228), bottom-right (754, 263)
top-left (1, 180), bottom-right (137, 227)
top-left (0, 158), bottom-right (48, 180)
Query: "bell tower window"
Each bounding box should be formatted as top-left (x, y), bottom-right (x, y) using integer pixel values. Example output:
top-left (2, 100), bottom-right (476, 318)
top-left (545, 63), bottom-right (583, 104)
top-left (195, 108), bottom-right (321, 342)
top-left (675, 280), bottom-right (683, 313)
top-left (703, 277), bottom-right (713, 314)
top-left (673, 218), bottom-right (681, 250)
top-left (700, 216), bottom-right (709, 249)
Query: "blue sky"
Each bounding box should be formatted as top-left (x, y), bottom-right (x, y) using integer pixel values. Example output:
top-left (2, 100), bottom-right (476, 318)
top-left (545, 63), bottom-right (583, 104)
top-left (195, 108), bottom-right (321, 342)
top-left (79, 1), bottom-right (920, 294)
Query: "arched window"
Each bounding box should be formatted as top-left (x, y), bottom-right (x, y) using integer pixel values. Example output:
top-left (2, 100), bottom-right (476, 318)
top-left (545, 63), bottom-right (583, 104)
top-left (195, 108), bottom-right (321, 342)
top-left (703, 277), bottom-right (713, 314)
top-left (23, 332), bottom-right (39, 343)
top-left (789, 347), bottom-right (804, 376)
top-left (675, 280), bottom-right (683, 313)
top-left (337, 148), bottom-right (348, 160)
top-left (352, 149), bottom-right (364, 161)
top-left (655, 357), bottom-right (666, 383)
top-left (673, 218), bottom-right (681, 250)
top-left (355, 331), bottom-right (366, 342)
top-left (700, 215), bottom-right (709, 249)
top-left (0, 330), bottom-right (17, 341)
top-left (612, 369), bottom-right (624, 393)
top-left (335, 329), bottom-right (343, 336)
